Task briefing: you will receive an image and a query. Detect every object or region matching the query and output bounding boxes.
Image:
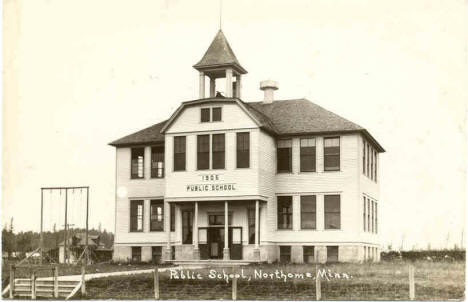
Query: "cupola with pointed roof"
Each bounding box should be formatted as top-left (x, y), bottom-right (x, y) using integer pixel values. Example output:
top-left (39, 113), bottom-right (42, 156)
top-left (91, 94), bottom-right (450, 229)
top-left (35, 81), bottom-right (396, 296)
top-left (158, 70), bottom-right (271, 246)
top-left (193, 30), bottom-right (247, 99)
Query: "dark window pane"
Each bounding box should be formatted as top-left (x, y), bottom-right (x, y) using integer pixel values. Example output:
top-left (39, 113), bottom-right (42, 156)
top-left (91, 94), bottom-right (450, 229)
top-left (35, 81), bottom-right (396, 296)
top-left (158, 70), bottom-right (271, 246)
top-left (152, 246), bottom-right (162, 264)
top-left (212, 134), bottom-right (225, 169)
top-left (280, 246), bottom-right (291, 263)
top-left (197, 135), bottom-right (209, 170)
top-left (131, 148), bottom-right (144, 178)
top-left (150, 200), bottom-right (164, 231)
top-left (277, 139), bottom-right (292, 172)
top-left (174, 136), bottom-right (186, 171)
top-left (212, 107), bottom-right (222, 121)
top-left (182, 211), bottom-right (193, 244)
top-left (131, 247), bottom-right (141, 262)
top-left (201, 108), bottom-right (210, 122)
top-left (277, 196), bottom-right (292, 229)
top-left (327, 246), bottom-right (338, 262)
top-left (151, 146), bottom-right (164, 178)
top-left (300, 138), bottom-right (316, 172)
top-left (170, 204), bottom-right (175, 232)
top-left (324, 137), bottom-right (340, 171)
top-left (236, 132), bottom-right (250, 168)
top-left (248, 208), bottom-right (259, 244)
top-left (303, 246), bottom-right (315, 263)
top-left (130, 200), bottom-right (144, 232)
top-left (301, 195), bottom-right (316, 229)
top-left (324, 195), bottom-right (340, 229)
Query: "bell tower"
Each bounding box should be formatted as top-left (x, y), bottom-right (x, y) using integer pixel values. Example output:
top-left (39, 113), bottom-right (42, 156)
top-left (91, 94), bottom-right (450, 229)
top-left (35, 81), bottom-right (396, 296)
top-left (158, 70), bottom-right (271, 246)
top-left (193, 30), bottom-right (247, 99)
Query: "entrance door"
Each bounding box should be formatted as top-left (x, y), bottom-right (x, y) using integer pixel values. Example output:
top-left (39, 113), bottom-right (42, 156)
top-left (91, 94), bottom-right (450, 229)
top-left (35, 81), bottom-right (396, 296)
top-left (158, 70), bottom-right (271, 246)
top-left (208, 228), bottom-right (225, 259)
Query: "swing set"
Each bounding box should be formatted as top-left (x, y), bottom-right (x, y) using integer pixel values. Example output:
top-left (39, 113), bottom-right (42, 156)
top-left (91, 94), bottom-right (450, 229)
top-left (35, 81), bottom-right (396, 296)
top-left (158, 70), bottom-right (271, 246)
top-left (40, 186), bottom-right (89, 265)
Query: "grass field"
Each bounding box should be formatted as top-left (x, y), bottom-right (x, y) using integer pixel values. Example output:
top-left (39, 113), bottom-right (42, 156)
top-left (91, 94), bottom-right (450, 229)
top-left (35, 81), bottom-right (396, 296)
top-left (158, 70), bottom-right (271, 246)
top-left (77, 260), bottom-right (465, 300)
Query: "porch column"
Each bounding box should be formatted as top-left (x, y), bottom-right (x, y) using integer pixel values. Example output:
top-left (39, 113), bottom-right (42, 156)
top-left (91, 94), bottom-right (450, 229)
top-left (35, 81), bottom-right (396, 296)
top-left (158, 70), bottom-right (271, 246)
top-left (193, 201), bottom-right (200, 259)
top-left (223, 201), bottom-right (230, 260)
top-left (210, 77), bottom-right (216, 97)
top-left (253, 200), bottom-right (260, 260)
top-left (225, 68), bottom-right (233, 97)
top-left (235, 75), bottom-right (241, 99)
top-left (199, 72), bottom-right (205, 99)
top-left (164, 201), bottom-right (172, 261)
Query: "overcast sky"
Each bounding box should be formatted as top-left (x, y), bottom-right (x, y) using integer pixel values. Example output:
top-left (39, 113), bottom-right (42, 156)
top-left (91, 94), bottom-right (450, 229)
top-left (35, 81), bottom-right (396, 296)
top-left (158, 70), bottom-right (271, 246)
top-left (3, 0), bottom-right (466, 250)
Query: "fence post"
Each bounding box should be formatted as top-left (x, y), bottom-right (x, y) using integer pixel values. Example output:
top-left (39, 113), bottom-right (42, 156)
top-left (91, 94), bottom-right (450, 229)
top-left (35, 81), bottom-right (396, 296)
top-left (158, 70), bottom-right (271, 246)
top-left (154, 267), bottom-right (160, 300)
top-left (409, 264), bottom-right (415, 300)
top-left (31, 271), bottom-right (36, 300)
top-left (54, 266), bottom-right (59, 298)
top-left (9, 265), bottom-right (15, 299)
top-left (81, 265), bottom-right (86, 296)
top-left (315, 264), bottom-right (321, 301)
top-left (232, 274), bottom-right (238, 300)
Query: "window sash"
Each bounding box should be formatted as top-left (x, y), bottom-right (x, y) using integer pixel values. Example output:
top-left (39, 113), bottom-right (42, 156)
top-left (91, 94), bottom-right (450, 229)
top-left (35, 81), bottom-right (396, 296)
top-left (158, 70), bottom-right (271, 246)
top-left (130, 201), bottom-right (144, 232)
top-left (201, 108), bottom-right (210, 122)
top-left (300, 146), bottom-right (316, 172)
top-left (327, 246), bottom-right (339, 262)
top-left (303, 246), bottom-right (315, 263)
top-left (151, 146), bottom-right (164, 178)
top-left (324, 195), bottom-right (340, 229)
top-left (131, 148), bottom-right (145, 178)
top-left (277, 196), bottom-right (292, 229)
top-left (174, 136), bottom-right (186, 171)
top-left (301, 196), bottom-right (316, 229)
top-left (236, 132), bottom-right (250, 168)
top-left (150, 200), bottom-right (164, 231)
top-left (197, 135), bottom-right (210, 170)
top-left (182, 211), bottom-right (193, 244)
top-left (212, 134), bottom-right (225, 169)
top-left (277, 147), bottom-right (292, 172)
top-left (212, 107), bottom-right (222, 121)
top-left (131, 247), bottom-right (141, 262)
top-left (170, 204), bottom-right (175, 232)
top-left (247, 208), bottom-right (259, 244)
top-left (324, 137), bottom-right (340, 171)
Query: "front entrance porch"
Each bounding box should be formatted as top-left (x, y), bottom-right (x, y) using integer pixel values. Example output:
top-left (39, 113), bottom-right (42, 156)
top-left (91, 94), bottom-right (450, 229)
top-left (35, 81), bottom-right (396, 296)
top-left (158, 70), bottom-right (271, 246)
top-left (163, 200), bottom-right (262, 262)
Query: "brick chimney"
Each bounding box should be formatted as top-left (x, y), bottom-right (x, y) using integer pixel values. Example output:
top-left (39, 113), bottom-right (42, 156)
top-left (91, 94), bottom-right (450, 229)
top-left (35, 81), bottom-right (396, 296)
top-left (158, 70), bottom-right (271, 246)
top-left (260, 80), bottom-right (278, 104)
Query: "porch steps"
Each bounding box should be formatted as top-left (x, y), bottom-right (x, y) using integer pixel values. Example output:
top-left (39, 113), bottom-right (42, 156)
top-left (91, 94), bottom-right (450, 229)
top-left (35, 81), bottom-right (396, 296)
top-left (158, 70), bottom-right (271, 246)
top-left (5, 278), bottom-right (81, 299)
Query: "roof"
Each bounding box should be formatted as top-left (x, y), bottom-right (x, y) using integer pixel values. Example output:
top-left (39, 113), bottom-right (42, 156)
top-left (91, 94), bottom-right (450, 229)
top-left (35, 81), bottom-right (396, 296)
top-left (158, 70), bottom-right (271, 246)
top-left (109, 120), bottom-right (167, 147)
top-left (193, 30), bottom-right (247, 74)
top-left (109, 98), bottom-right (384, 152)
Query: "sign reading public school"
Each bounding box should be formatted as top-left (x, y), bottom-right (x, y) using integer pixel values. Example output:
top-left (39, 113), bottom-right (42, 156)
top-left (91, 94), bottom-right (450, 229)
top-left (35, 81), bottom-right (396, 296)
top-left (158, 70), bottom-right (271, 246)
top-left (186, 174), bottom-right (236, 192)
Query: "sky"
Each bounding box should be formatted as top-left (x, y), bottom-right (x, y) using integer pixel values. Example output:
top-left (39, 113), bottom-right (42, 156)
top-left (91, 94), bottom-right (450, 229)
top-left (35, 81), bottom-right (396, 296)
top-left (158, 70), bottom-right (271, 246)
top-left (3, 0), bottom-right (467, 250)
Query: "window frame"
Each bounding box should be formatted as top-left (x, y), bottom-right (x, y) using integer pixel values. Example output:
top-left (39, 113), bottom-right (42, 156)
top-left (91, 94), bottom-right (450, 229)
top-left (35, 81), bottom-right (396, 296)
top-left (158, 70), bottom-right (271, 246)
top-left (303, 246), bottom-right (315, 263)
top-left (200, 107), bottom-right (211, 123)
top-left (327, 246), bottom-right (339, 263)
top-left (247, 208), bottom-right (259, 244)
top-left (212, 107), bottom-right (222, 122)
top-left (277, 196), bottom-right (293, 230)
top-left (130, 200), bottom-right (144, 232)
top-left (197, 134), bottom-right (210, 170)
top-left (277, 139), bottom-right (292, 173)
top-left (300, 195), bottom-right (317, 230)
top-left (131, 246), bottom-right (142, 262)
top-left (279, 246), bottom-right (291, 263)
top-left (300, 138), bottom-right (316, 172)
top-left (324, 194), bottom-right (341, 230)
top-left (324, 137), bottom-right (340, 171)
top-left (150, 145), bottom-right (165, 178)
top-left (212, 133), bottom-right (225, 169)
top-left (182, 210), bottom-right (193, 245)
top-left (150, 200), bottom-right (164, 232)
top-left (130, 147), bottom-right (145, 179)
top-left (236, 132), bottom-right (250, 168)
top-left (173, 136), bottom-right (186, 171)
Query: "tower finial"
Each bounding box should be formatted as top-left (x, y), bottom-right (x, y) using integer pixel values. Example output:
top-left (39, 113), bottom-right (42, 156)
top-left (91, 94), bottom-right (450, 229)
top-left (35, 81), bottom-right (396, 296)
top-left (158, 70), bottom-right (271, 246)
top-left (219, 0), bottom-right (222, 29)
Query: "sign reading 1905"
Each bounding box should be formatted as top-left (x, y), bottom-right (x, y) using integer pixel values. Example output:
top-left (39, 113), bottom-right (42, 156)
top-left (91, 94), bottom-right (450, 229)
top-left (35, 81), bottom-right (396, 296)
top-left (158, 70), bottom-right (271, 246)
top-left (186, 174), bottom-right (236, 192)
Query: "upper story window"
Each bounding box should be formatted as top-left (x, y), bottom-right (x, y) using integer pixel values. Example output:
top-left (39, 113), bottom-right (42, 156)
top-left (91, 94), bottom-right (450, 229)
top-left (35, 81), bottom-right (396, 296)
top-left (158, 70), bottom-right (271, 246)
top-left (212, 134), bottom-right (225, 169)
top-left (173, 136), bottom-right (186, 171)
top-left (301, 195), bottom-right (316, 229)
top-left (151, 146), bottom-right (164, 178)
top-left (236, 132), bottom-right (250, 168)
top-left (324, 194), bottom-right (341, 229)
top-left (300, 138), bottom-right (316, 172)
top-left (277, 139), bottom-right (292, 173)
top-left (277, 196), bottom-right (292, 229)
top-left (197, 135), bottom-right (210, 170)
top-left (374, 150), bottom-right (378, 182)
top-left (130, 200), bottom-right (144, 232)
top-left (324, 137), bottom-right (340, 171)
top-left (150, 200), bottom-right (164, 231)
top-left (131, 148), bottom-right (144, 179)
top-left (200, 107), bottom-right (222, 123)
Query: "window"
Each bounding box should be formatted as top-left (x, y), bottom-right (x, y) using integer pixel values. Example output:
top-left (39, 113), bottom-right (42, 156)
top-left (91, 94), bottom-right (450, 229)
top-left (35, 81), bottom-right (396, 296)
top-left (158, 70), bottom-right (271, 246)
top-left (363, 142), bottom-right (366, 174)
top-left (300, 138), bottom-right (316, 172)
top-left (367, 144), bottom-right (370, 176)
top-left (248, 208), bottom-right (259, 244)
top-left (201, 108), bottom-right (210, 122)
top-left (363, 197), bottom-right (366, 232)
top-left (324, 137), bottom-right (340, 171)
top-left (367, 198), bottom-right (371, 232)
top-left (370, 200), bottom-right (374, 233)
top-left (182, 210), bottom-right (193, 244)
top-left (279, 246), bottom-right (291, 263)
top-left (327, 246), bottom-right (339, 262)
top-left (212, 107), bottom-right (222, 121)
top-left (131, 148), bottom-right (144, 179)
top-left (150, 200), bottom-right (164, 231)
top-left (277, 196), bottom-right (292, 229)
top-left (371, 147), bottom-right (374, 180)
top-left (236, 132), bottom-right (250, 168)
top-left (151, 146), bottom-right (164, 178)
top-left (152, 246), bottom-right (162, 264)
top-left (212, 134), bottom-right (225, 169)
top-left (324, 195), bottom-right (340, 229)
top-left (374, 150), bottom-right (378, 182)
top-left (130, 200), bottom-right (144, 232)
top-left (174, 136), bottom-right (186, 171)
top-left (301, 195), bottom-right (316, 229)
top-left (375, 203), bottom-right (378, 233)
top-left (170, 204), bottom-right (175, 232)
top-left (303, 246), bottom-right (315, 263)
top-left (201, 107), bottom-right (222, 122)
top-left (277, 139), bottom-right (292, 173)
top-left (131, 247), bottom-right (141, 262)
top-left (208, 214), bottom-right (232, 225)
top-left (197, 135), bottom-right (209, 170)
